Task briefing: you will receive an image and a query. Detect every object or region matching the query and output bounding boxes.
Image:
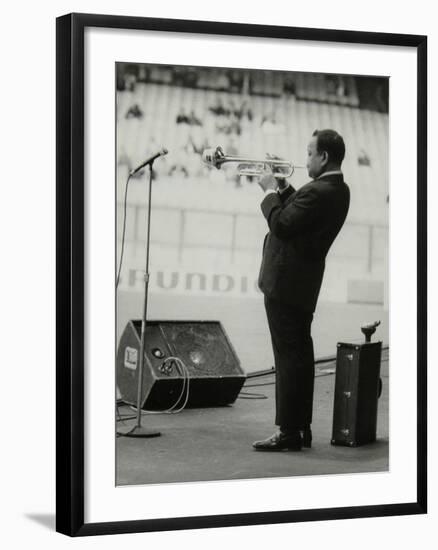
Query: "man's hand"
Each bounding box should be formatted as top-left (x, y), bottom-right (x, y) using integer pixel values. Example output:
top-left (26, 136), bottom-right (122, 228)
top-left (258, 153), bottom-right (289, 192)
top-left (258, 173), bottom-right (277, 192)
top-left (258, 162), bottom-right (277, 192)
top-left (276, 177), bottom-right (288, 192)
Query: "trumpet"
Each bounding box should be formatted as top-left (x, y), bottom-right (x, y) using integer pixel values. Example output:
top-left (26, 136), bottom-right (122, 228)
top-left (202, 146), bottom-right (305, 178)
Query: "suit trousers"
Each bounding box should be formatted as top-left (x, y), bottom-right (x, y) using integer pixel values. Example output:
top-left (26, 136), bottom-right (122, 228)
top-left (264, 295), bottom-right (315, 430)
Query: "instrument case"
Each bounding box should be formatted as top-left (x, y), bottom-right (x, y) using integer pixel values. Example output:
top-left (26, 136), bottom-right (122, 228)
top-left (331, 340), bottom-right (382, 447)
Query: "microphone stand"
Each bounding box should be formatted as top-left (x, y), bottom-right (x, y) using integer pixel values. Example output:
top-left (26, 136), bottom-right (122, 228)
top-left (119, 160), bottom-right (161, 438)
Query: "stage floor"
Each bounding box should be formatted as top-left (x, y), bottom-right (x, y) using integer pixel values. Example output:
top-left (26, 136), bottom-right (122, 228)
top-left (116, 354), bottom-right (389, 486)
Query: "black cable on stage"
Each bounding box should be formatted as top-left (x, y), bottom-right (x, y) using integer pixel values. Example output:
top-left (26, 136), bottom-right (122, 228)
top-left (241, 347), bottom-right (389, 390)
top-left (246, 345), bottom-right (390, 380)
top-left (238, 392), bottom-right (268, 399)
top-left (117, 414), bottom-right (138, 421)
top-left (116, 173), bottom-right (132, 288)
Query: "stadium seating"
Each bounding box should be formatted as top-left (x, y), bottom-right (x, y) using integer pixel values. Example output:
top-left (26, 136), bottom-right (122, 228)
top-left (116, 73), bottom-right (389, 304)
top-left (118, 80), bottom-right (388, 221)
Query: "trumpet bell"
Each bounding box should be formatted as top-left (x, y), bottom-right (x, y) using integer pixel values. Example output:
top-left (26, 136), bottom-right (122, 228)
top-left (202, 146), bottom-right (226, 169)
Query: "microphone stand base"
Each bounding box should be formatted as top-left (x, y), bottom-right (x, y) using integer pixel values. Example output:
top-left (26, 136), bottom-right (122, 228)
top-left (117, 425), bottom-right (161, 438)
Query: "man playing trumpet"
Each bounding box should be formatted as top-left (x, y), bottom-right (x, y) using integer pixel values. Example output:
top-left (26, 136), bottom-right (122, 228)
top-left (253, 129), bottom-right (350, 451)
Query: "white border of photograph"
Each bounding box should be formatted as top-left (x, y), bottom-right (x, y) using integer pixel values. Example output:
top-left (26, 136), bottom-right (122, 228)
top-left (84, 27), bottom-right (417, 523)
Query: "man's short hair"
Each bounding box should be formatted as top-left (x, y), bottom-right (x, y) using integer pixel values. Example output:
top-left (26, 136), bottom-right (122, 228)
top-left (312, 129), bottom-right (345, 165)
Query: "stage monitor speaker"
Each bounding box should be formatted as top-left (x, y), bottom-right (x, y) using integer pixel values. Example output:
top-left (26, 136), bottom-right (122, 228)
top-left (331, 341), bottom-right (382, 447)
top-left (117, 320), bottom-right (246, 410)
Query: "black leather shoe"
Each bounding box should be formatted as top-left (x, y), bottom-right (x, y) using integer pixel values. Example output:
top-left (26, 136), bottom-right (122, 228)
top-left (253, 431), bottom-right (302, 452)
top-left (301, 427), bottom-right (312, 448)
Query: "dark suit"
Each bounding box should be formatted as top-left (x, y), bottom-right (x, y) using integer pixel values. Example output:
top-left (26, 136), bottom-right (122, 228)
top-left (259, 173), bottom-right (350, 430)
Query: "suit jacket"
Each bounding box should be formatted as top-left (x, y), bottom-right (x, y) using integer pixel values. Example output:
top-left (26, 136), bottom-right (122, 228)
top-left (258, 173), bottom-right (350, 312)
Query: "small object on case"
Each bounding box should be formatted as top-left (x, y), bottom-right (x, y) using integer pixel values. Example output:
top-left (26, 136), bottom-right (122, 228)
top-left (331, 322), bottom-right (383, 447)
top-left (361, 320), bottom-right (381, 342)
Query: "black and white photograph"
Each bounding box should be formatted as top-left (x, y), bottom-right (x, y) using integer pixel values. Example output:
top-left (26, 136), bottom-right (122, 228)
top-left (52, 11), bottom-right (426, 538)
top-left (115, 63), bottom-right (390, 486)
top-left (1, 0), bottom-right (434, 546)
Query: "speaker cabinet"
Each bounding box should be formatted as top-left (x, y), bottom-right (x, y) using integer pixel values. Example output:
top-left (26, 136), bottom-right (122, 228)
top-left (117, 320), bottom-right (246, 409)
top-left (331, 341), bottom-right (382, 447)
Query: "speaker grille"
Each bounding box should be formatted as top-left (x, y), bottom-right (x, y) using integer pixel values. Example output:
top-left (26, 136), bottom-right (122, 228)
top-left (161, 322), bottom-right (237, 376)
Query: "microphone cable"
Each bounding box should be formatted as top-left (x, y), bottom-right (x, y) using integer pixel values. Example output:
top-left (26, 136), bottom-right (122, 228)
top-left (117, 356), bottom-right (191, 420)
top-left (116, 172), bottom-right (132, 288)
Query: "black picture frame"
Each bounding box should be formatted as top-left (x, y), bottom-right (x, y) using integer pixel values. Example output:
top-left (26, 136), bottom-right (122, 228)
top-left (56, 12), bottom-right (427, 537)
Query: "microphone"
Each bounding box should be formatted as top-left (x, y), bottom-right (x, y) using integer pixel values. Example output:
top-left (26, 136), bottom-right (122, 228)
top-left (129, 148), bottom-right (168, 176)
